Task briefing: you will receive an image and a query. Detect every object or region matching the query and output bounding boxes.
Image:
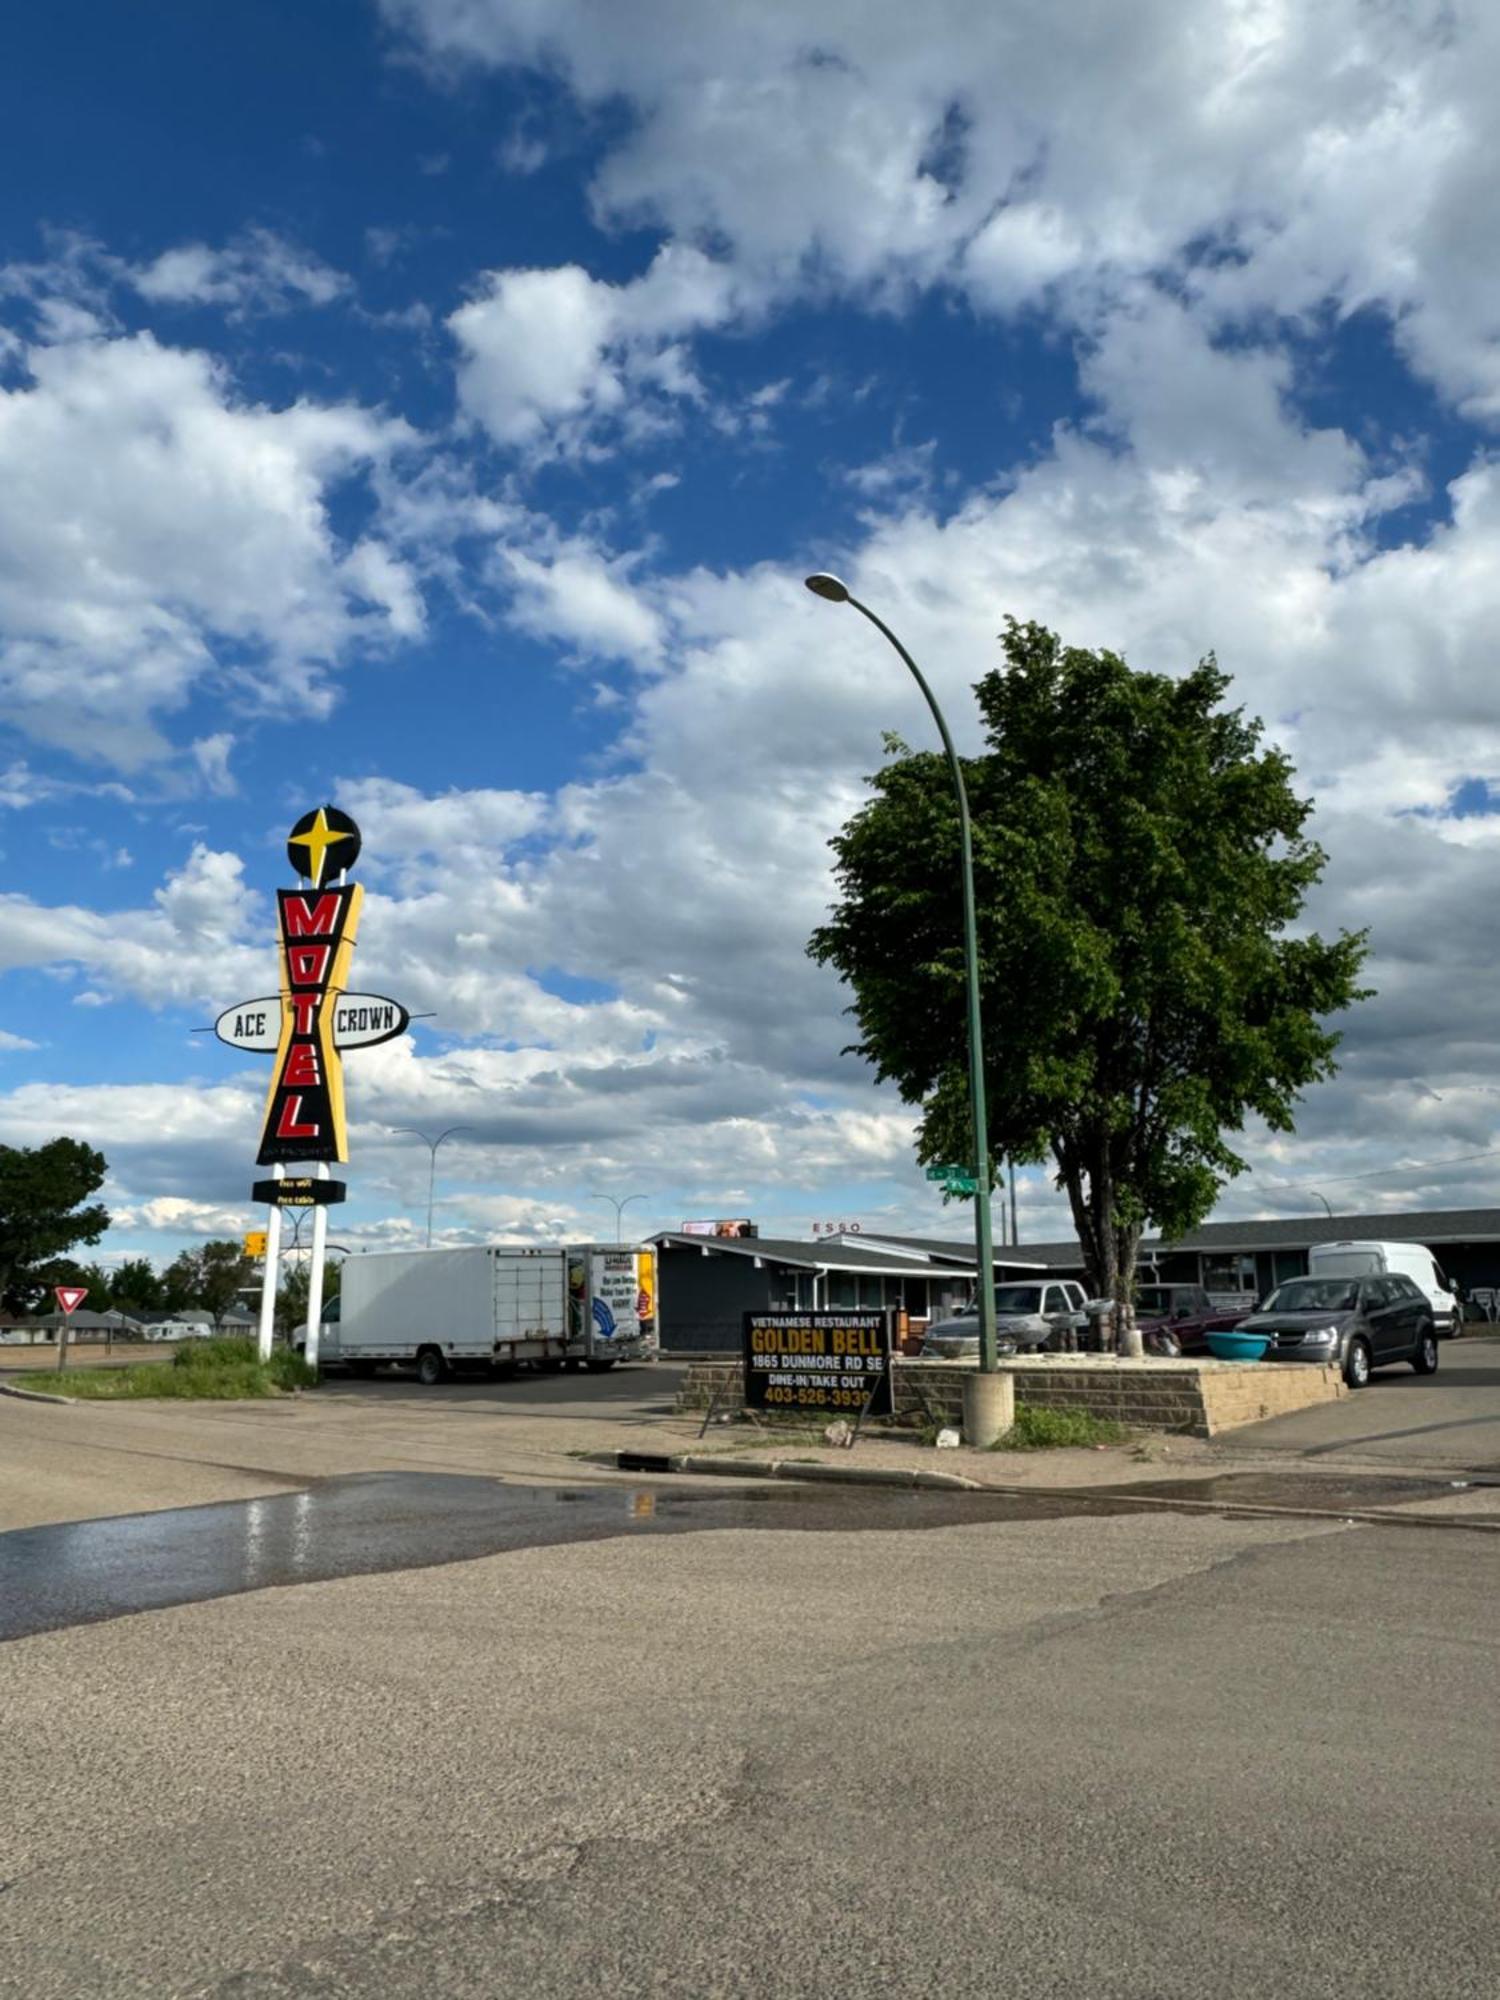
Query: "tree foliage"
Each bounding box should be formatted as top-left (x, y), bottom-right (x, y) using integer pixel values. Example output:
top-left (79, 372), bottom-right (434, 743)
top-left (276, 1251), bottom-right (340, 1331)
top-left (0, 1138), bottom-right (110, 1314)
top-left (162, 1240), bottom-right (255, 1329)
top-left (810, 621), bottom-right (1370, 1324)
top-left (111, 1258), bottom-right (165, 1316)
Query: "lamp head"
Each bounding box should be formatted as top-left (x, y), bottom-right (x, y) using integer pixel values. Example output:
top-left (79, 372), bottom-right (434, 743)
top-left (804, 572), bottom-right (850, 604)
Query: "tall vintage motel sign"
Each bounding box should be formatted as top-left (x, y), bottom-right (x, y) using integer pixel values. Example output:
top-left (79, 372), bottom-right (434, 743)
top-left (213, 806), bottom-right (410, 1365)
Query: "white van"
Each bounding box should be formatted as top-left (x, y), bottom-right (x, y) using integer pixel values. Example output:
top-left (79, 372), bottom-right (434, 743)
top-left (1306, 1241), bottom-right (1461, 1337)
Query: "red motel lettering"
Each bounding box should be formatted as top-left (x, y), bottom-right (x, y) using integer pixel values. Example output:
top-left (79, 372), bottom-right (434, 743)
top-left (283, 1043), bottom-right (322, 1087)
top-left (257, 881), bottom-right (363, 1167)
top-left (275, 1097), bottom-right (320, 1141)
top-left (287, 943), bottom-right (332, 986)
top-left (283, 893), bottom-right (342, 937)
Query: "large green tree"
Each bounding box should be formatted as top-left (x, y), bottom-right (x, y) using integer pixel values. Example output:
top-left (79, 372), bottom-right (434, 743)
top-left (810, 621), bottom-right (1369, 1351)
top-left (111, 1257), bottom-right (165, 1317)
top-left (162, 1240), bottom-right (255, 1330)
top-left (0, 1138), bottom-right (110, 1314)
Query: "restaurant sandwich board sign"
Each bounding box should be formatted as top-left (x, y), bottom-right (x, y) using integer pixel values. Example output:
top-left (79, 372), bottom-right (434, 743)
top-left (212, 805), bottom-right (411, 1365)
top-left (743, 1310), bottom-right (894, 1418)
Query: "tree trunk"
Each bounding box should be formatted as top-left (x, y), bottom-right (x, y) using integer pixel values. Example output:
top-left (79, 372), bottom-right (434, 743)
top-left (1056, 1135), bottom-right (1147, 1356)
top-left (1114, 1221), bottom-right (1144, 1358)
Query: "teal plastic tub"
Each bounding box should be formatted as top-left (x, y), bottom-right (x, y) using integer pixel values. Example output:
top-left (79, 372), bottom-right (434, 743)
top-left (1206, 1329), bottom-right (1272, 1363)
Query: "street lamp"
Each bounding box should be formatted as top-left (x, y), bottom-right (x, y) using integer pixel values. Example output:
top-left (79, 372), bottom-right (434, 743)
top-left (393, 1126), bottom-right (472, 1247)
top-left (1311, 1192), bottom-right (1335, 1220)
top-left (805, 574), bottom-right (1002, 1430)
top-left (591, 1192), bottom-right (651, 1244)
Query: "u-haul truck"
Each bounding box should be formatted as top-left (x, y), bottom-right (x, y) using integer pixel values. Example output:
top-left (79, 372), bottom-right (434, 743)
top-left (319, 1243), bottom-right (658, 1384)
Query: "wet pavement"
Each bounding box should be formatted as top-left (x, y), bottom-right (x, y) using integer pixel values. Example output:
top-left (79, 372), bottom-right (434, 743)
top-left (1117, 1468), bottom-right (1487, 1510)
top-left (5, 1466), bottom-right (1495, 1646)
top-left (0, 1472), bottom-right (1115, 1642)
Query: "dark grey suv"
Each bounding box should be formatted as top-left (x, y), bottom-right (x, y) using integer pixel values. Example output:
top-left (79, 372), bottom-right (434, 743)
top-left (1235, 1274), bottom-right (1439, 1388)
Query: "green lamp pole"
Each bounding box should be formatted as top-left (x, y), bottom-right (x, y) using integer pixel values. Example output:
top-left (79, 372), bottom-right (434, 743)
top-left (805, 574), bottom-right (999, 1382)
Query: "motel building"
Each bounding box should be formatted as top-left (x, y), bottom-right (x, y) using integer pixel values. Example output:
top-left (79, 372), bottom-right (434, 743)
top-left (651, 1206), bottom-right (1500, 1354)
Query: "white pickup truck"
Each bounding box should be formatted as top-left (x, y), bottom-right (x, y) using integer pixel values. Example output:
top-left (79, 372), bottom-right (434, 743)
top-left (318, 1243), bottom-right (658, 1383)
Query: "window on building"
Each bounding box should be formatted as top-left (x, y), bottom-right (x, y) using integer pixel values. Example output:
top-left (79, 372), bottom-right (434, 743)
top-left (1202, 1255), bottom-right (1257, 1296)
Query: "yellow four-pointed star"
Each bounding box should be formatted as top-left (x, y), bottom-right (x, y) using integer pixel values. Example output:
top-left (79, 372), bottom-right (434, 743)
top-left (289, 808), bottom-right (354, 887)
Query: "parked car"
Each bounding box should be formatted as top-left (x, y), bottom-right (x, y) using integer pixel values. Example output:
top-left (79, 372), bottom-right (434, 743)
top-left (1134, 1283), bottom-right (1248, 1357)
top-left (922, 1279), bottom-right (1088, 1358)
top-left (1234, 1273), bottom-right (1439, 1387)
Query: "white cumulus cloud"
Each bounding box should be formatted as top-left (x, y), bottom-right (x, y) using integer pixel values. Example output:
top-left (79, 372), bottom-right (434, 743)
top-left (0, 330), bottom-right (423, 767)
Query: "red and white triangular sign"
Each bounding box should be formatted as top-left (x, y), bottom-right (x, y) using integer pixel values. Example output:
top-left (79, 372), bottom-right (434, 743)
top-left (54, 1286), bottom-right (88, 1315)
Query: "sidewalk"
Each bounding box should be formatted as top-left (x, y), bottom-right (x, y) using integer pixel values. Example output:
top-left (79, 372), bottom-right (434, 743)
top-left (6, 1368), bottom-right (1499, 1536)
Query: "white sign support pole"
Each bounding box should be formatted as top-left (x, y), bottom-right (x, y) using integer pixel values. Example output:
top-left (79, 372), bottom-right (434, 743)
top-left (256, 1164), bottom-right (285, 1362)
top-left (303, 1162), bottom-right (331, 1370)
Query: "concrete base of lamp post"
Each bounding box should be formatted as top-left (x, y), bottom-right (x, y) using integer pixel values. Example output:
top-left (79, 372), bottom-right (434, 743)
top-left (962, 1372), bottom-right (1014, 1448)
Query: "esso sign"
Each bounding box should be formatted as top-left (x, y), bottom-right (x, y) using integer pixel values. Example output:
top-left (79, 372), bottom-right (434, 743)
top-left (812, 1221), bottom-right (862, 1236)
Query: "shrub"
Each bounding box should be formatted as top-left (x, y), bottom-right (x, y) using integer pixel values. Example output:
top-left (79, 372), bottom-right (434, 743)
top-left (172, 1334), bottom-right (259, 1371)
top-left (997, 1403), bottom-right (1128, 1451)
top-left (267, 1348), bottom-right (318, 1391)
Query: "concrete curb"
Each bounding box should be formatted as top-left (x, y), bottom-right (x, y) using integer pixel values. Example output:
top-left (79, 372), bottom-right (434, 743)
top-left (593, 1447), bottom-right (1500, 1528)
top-left (0, 1382), bottom-right (73, 1404)
top-left (596, 1449), bottom-right (982, 1491)
top-left (680, 1453), bottom-right (983, 1491)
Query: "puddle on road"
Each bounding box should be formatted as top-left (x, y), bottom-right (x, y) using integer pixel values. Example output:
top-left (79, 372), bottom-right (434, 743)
top-left (7, 1469), bottom-right (1490, 1644)
top-left (0, 1474), bottom-right (1122, 1642)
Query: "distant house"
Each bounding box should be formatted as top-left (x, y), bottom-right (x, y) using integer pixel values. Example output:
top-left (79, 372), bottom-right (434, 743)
top-left (27, 1307), bottom-right (143, 1343)
top-left (0, 1317), bottom-right (48, 1346)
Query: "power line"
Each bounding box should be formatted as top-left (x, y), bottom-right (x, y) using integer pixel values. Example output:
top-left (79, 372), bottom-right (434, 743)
top-left (1251, 1146), bottom-right (1500, 1198)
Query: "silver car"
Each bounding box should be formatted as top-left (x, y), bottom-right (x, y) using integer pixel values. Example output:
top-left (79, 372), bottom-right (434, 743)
top-left (922, 1280), bottom-right (1089, 1358)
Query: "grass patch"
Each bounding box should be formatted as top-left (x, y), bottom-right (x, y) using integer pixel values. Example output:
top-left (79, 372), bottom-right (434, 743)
top-left (31, 1336), bottom-right (317, 1400)
top-left (996, 1403), bottom-right (1129, 1451)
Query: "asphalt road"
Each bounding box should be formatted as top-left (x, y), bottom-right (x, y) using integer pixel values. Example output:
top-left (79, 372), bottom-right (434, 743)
top-left (1214, 1335), bottom-right (1500, 1473)
top-left (312, 1357), bottom-right (685, 1414)
top-left (2, 1491), bottom-right (1496, 1998)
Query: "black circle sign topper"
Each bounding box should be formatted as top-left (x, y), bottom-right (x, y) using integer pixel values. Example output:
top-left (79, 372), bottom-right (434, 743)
top-left (286, 805), bottom-right (362, 888)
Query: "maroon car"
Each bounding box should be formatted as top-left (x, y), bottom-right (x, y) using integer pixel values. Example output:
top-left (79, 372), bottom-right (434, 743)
top-left (1134, 1283), bottom-right (1247, 1356)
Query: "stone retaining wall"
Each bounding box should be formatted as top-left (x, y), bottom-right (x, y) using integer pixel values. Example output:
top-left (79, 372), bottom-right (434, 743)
top-left (676, 1353), bottom-right (1344, 1439)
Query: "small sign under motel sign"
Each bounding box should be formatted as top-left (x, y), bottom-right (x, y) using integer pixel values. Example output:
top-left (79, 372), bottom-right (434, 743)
top-left (215, 994), bottom-right (411, 1053)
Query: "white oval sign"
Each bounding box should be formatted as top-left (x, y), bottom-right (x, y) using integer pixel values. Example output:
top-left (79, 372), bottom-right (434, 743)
top-left (329, 994), bottom-right (411, 1049)
top-left (214, 994), bottom-right (410, 1053)
top-left (214, 998), bottom-right (281, 1052)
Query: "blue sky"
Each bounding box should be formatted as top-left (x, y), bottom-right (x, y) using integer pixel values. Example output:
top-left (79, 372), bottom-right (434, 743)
top-left (4, 0), bottom-right (1500, 1264)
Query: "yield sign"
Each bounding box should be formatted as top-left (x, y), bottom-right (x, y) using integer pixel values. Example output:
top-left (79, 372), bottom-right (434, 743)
top-left (54, 1285), bottom-right (88, 1315)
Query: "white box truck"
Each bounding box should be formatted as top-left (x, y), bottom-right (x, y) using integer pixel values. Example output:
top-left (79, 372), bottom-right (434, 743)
top-left (319, 1243), bottom-right (658, 1383)
top-left (1307, 1239), bottom-right (1462, 1337)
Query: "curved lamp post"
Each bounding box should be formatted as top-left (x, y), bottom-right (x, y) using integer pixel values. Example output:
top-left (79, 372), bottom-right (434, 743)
top-left (804, 574), bottom-right (1001, 1426)
top-left (393, 1126), bottom-right (472, 1248)
top-left (592, 1191), bottom-right (651, 1244)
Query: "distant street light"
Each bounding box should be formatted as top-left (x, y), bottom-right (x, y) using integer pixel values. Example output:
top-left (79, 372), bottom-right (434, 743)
top-left (804, 573), bottom-right (1000, 1418)
top-left (393, 1126), bottom-right (473, 1247)
top-left (1311, 1192), bottom-right (1335, 1220)
top-left (592, 1192), bottom-right (651, 1244)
